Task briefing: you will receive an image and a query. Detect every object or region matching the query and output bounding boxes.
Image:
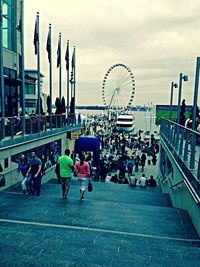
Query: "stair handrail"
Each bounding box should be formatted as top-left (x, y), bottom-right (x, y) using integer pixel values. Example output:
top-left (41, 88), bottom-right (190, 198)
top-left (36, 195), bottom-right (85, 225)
top-left (160, 175), bottom-right (168, 184)
top-left (170, 180), bottom-right (184, 189)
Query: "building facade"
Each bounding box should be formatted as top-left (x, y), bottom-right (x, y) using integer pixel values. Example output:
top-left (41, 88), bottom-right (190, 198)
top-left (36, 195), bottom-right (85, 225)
top-left (25, 70), bottom-right (46, 115)
top-left (1, 0), bottom-right (21, 117)
top-left (0, 1), bottom-right (47, 118)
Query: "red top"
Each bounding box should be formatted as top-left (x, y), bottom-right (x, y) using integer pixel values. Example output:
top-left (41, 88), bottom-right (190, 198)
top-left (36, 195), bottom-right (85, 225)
top-left (74, 161), bottom-right (90, 178)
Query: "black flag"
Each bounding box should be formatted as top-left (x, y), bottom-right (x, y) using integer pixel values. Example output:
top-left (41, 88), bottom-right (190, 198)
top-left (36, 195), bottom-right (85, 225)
top-left (71, 49), bottom-right (75, 70)
top-left (57, 35), bottom-right (61, 68)
top-left (46, 26), bottom-right (51, 62)
top-left (65, 42), bottom-right (69, 71)
top-left (33, 17), bottom-right (38, 55)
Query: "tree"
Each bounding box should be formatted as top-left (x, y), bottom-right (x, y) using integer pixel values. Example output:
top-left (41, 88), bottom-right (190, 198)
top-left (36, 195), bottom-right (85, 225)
top-left (61, 96), bottom-right (66, 113)
top-left (36, 97), bottom-right (45, 115)
top-left (55, 97), bottom-right (62, 114)
top-left (70, 97), bottom-right (75, 114)
top-left (47, 95), bottom-right (50, 115)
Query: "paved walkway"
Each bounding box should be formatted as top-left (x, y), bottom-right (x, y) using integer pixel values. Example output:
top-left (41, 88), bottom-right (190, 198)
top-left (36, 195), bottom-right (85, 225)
top-left (0, 158), bottom-right (200, 266)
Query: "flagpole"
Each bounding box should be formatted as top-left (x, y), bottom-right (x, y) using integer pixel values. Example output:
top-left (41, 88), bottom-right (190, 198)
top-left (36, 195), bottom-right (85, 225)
top-left (47, 23), bottom-right (52, 129)
top-left (20, 0), bottom-right (25, 136)
top-left (73, 46), bottom-right (76, 116)
top-left (36, 12), bottom-right (41, 131)
top-left (59, 33), bottom-right (62, 100)
top-left (0, 0), bottom-right (5, 139)
top-left (66, 40), bottom-right (69, 117)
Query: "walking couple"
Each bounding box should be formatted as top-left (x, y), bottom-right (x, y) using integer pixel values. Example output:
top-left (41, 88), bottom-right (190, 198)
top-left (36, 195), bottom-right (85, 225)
top-left (57, 149), bottom-right (90, 200)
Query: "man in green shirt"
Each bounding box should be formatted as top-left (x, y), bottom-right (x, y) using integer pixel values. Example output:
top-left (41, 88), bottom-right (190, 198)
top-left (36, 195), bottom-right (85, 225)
top-left (57, 149), bottom-right (74, 199)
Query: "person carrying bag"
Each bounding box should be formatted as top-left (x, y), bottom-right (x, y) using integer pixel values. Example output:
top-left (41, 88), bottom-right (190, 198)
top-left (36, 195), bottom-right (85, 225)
top-left (74, 154), bottom-right (91, 200)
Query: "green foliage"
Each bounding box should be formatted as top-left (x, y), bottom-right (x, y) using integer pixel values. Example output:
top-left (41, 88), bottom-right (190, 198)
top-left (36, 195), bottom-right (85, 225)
top-left (155, 110), bottom-right (191, 125)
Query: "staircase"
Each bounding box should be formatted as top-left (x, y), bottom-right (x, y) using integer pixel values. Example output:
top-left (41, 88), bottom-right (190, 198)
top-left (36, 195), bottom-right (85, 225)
top-left (0, 180), bottom-right (199, 267)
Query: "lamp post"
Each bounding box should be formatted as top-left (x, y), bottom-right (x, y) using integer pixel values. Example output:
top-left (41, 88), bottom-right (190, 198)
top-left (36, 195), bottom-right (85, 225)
top-left (20, 0), bottom-right (25, 136)
top-left (169, 82), bottom-right (178, 120)
top-left (177, 73), bottom-right (188, 124)
top-left (190, 57), bottom-right (200, 169)
top-left (175, 73), bottom-right (188, 151)
top-left (0, 0), bottom-right (5, 139)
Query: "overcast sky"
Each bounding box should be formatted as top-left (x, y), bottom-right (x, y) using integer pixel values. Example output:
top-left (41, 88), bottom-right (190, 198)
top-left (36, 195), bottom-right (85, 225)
top-left (24, 0), bottom-right (200, 106)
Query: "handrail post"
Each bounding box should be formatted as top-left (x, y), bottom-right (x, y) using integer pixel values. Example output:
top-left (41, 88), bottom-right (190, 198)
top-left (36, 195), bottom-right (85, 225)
top-left (179, 129), bottom-right (184, 156)
top-left (30, 117), bottom-right (32, 134)
top-left (183, 130), bottom-right (189, 162)
top-left (190, 132), bottom-right (196, 169)
top-left (197, 156), bottom-right (200, 184)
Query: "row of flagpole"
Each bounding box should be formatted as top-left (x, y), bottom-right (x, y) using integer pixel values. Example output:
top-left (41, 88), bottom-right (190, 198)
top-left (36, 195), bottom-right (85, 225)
top-left (34, 12), bottom-right (76, 128)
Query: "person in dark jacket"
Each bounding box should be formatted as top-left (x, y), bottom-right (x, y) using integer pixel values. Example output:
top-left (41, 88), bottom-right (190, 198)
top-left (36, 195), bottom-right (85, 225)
top-left (26, 151), bottom-right (42, 196)
top-left (147, 175), bottom-right (157, 187)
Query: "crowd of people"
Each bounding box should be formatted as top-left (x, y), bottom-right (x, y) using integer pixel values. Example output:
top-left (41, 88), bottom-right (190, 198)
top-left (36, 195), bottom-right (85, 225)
top-left (8, 99), bottom-right (200, 200)
top-left (15, 117), bottom-right (158, 199)
top-left (93, 116), bottom-right (158, 183)
top-left (76, 115), bottom-right (159, 189)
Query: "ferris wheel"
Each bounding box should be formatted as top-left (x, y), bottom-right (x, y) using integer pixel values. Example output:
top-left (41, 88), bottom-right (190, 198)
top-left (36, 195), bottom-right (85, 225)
top-left (102, 63), bottom-right (135, 109)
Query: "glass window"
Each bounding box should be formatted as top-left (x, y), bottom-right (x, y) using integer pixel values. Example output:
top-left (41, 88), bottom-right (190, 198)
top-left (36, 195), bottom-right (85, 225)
top-left (4, 67), bottom-right (9, 77)
top-left (4, 158), bottom-right (8, 169)
top-left (25, 84), bottom-right (35, 95)
top-left (10, 69), bottom-right (16, 79)
top-left (4, 85), bottom-right (9, 96)
top-left (2, 0), bottom-right (16, 51)
top-left (10, 86), bottom-right (16, 96)
top-left (4, 0), bottom-right (12, 4)
top-left (25, 100), bottom-right (37, 108)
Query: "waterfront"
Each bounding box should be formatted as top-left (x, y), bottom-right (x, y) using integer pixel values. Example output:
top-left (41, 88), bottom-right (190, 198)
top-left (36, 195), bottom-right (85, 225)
top-left (79, 109), bottom-right (160, 133)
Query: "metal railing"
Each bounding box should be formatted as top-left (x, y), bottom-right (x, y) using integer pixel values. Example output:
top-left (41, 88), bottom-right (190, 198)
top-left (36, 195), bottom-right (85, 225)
top-left (0, 113), bottom-right (85, 142)
top-left (160, 118), bottom-right (200, 202)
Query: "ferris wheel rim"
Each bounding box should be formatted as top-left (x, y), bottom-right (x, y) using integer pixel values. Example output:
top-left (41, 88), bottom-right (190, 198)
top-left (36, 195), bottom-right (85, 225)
top-left (102, 63), bottom-right (135, 108)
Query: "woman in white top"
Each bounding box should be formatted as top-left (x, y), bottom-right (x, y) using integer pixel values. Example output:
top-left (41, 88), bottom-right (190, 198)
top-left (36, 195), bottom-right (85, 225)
top-left (128, 174), bottom-right (137, 186)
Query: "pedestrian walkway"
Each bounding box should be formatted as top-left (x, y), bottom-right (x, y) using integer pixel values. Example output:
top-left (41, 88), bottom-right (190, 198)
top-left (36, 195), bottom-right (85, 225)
top-left (0, 172), bottom-right (199, 266)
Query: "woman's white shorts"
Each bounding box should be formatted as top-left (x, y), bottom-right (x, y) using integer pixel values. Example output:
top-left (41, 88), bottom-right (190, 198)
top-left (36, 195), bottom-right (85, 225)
top-left (78, 178), bottom-right (88, 191)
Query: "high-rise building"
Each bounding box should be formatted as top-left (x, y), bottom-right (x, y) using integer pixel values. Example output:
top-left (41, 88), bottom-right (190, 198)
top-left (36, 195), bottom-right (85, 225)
top-left (1, 0), bottom-right (21, 117)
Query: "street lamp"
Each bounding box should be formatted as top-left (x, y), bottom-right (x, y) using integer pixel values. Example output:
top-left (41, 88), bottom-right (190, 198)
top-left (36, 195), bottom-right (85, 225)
top-left (169, 82), bottom-right (178, 120)
top-left (0, 0), bottom-right (5, 139)
top-left (177, 73), bottom-right (188, 124)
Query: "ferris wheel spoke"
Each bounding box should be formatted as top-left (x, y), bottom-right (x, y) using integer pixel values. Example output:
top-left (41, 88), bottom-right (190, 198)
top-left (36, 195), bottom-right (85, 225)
top-left (118, 66), bottom-right (127, 86)
top-left (120, 70), bottom-right (132, 84)
top-left (118, 75), bottom-right (131, 88)
top-left (116, 68), bottom-right (125, 88)
top-left (120, 79), bottom-right (134, 88)
top-left (115, 67), bottom-right (123, 87)
top-left (108, 74), bottom-right (118, 89)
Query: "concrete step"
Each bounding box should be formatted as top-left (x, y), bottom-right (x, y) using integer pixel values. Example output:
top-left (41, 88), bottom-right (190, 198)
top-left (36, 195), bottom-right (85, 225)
top-left (0, 221), bottom-right (199, 267)
top-left (0, 178), bottom-right (199, 267)
top-left (47, 178), bottom-right (172, 207)
top-left (1, 182), bottom-right (198, 240)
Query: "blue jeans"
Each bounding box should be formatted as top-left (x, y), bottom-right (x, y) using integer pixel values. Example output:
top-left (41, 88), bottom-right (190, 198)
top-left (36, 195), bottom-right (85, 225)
top-left (26, 174), bottom-right (34, 192)
top-left (33, 175), bottom-right (42, 196)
